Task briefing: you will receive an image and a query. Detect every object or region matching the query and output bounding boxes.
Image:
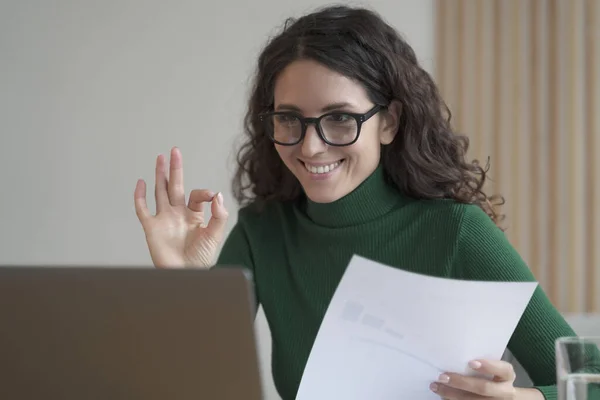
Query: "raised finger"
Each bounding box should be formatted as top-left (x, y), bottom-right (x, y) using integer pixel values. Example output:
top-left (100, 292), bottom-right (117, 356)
top-left (168, 147), bottom-right (185, 206)
top-left (188, 189), bottom-right (216, 213)
top-left (134, 179), bottom-right (152, 225)
top-left (154, 154), bottom-right (170, 212)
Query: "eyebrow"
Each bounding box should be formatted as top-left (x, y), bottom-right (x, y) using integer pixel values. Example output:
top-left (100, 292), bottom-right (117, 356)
top-left (275, 102), bottom-right (355, 113)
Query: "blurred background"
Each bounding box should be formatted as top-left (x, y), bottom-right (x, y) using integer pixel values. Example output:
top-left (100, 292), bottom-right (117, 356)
top-left (0, 0), bottom-right (598, 398)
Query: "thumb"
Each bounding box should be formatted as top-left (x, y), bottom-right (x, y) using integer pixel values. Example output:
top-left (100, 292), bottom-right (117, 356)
top-left (206, 192), bottom-right (229, 240)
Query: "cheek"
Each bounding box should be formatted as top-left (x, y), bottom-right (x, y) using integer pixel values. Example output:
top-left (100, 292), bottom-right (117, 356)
top-left (349, 128), bottom-right (383, 160)
top-left (275, 145), bottom-right (294, 165)
top-left (341, 138), bottom-right (382, 177)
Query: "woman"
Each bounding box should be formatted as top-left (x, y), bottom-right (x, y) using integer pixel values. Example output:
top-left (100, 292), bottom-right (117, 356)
top-left (134, 5), bottom-right (574, 400)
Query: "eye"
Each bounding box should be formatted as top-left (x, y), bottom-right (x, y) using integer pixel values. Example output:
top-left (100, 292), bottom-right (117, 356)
top-left (324, 113), bottom-right (353, 123)
top-left (275, 114), bottom-right (292, 122)
top-left (274, 114), bottom-right (300, 125)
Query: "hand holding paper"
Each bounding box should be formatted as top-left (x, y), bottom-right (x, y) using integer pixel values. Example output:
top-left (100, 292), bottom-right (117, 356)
top-left (295, 255), bottom-right (537, 400)
top-left (430, 358), bottom-right (522, 399)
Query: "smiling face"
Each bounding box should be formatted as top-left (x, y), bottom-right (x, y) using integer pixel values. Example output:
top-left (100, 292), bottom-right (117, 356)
top-left (272, 59), bottom-right (400, 203)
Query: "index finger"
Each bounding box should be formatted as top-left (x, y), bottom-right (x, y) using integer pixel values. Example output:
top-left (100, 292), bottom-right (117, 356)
top-left (469, 359), bottom-right (515, 381)
top-left (188, 189), bottom-right (216, 213)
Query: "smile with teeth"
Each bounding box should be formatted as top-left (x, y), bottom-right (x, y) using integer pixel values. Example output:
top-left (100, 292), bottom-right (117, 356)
top-left (303, 160), bottom-right (344, 174)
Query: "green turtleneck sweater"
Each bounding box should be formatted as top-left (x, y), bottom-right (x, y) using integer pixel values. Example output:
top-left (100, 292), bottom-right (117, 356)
top-left (216, 166), bottom-right (574, 400)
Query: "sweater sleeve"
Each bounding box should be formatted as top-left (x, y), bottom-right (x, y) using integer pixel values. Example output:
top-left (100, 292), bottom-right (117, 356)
top-left (215, 212), bottom-right (260, 311)
top-left (453, 205), bottom-right (576, 400)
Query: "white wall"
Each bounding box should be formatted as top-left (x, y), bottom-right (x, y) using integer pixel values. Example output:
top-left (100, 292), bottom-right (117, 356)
top-left (0, 1), bottom-right (434, 398)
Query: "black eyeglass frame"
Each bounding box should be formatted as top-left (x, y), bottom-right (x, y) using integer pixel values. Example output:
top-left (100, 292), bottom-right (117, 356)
top-left (258, 104), bottom-right (387, 147)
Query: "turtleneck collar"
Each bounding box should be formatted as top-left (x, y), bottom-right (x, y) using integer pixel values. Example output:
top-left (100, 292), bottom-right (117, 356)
top-left (300, 164), bottom-right (409, 228)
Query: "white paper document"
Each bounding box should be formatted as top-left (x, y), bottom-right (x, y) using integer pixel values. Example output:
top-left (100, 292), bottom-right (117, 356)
top-left (295, 255), bottom-right (538, 400)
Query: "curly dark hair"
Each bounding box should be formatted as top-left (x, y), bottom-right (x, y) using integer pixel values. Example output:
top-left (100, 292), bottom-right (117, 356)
top-left (232, 5), bottom-right (505, 228)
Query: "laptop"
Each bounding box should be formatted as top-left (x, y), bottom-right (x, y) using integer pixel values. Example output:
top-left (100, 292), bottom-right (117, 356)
top-left (0, 266), bottom-right (263, 400)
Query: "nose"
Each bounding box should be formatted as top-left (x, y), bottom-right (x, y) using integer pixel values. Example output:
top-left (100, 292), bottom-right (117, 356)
top-left (300, 124), bottom-right (327, 157)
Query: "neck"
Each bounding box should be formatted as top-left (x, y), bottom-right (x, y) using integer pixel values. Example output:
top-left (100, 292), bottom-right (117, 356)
top-left (301, 164), bottom-right (409, 228)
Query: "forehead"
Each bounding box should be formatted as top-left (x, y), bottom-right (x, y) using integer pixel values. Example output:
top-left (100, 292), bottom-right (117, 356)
top-left (273, 59), bottom-right (370, 113)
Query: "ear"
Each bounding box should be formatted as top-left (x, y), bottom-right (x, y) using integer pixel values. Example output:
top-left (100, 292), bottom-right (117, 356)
top-left (379, 101), bottom-right (402, 145)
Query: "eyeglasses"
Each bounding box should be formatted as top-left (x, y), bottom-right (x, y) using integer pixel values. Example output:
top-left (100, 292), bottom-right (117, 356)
top-left (258, 104), bottom-right (386, 146)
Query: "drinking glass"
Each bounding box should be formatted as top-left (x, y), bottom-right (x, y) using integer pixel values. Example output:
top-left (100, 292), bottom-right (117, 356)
top-left (556, 337), bottom-right (600, 400)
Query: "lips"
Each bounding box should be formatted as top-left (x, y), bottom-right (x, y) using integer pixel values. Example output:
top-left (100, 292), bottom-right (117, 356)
top-left (302, 159), bottom-right (344, 174)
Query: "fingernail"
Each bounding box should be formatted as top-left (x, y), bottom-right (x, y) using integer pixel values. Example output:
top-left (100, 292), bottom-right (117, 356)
top-left (469, 360), bottom-right (482, 369)
top-left (216, 192), bottom-right (223, 205)
top-left (429, 383), bottom-right (438, 392)
top-left (437, 374), bottom-right (450, 383)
